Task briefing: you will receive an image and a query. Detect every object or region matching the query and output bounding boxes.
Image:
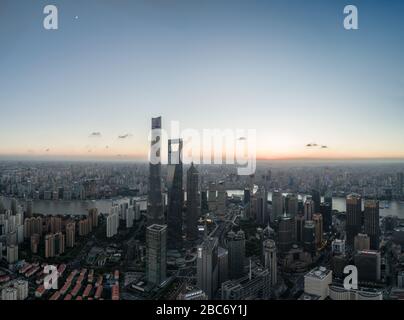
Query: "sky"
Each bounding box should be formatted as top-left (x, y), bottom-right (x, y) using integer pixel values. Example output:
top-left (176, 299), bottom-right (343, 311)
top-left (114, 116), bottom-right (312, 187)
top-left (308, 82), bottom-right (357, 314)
top-left (0, 0), bottom-right (403, 161)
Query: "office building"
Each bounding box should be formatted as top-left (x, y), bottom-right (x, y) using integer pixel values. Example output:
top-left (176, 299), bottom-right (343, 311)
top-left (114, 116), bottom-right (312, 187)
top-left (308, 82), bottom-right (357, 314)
top-left (354, 250), bottom-right (381, 282)
top-left (320, 202), bottom-right (332, 232)
top-left (346, 194), bottom-right (362, 246)
top-left (221, 267), bottom-right (271, 300)
top-left (304, 266), bottom-right (332, 300)
top-left (227, 230), bottom-right (245, 279)
top-left (304, 198), bottom-right (315, 221)
top-left (186, 163), bottom-right (200, 241)
top-left (312, 213), bottom-right (323, 248)
top-left (278, 215), bottom-right (293, 252)
top-left (311, 189), bottom-right (321, 213)
top-left (167, 138), bottom-right (183, 249)
top-left (364, 200), bottom-right (380, 250)
top-left (271, 190), bottom-right (284, 220)
top-left (197, 237), bottom-right (219, 299)
top-left (285, 193), bottom-right (298, 217)
top-left (354, 233), bottom-right (370, 251)
top-left (146, 224), bottom-right (167, 286)
top-left (303, 220), bottom-right (316, 255)
top-left (255, 186), bottom-right (268, 225)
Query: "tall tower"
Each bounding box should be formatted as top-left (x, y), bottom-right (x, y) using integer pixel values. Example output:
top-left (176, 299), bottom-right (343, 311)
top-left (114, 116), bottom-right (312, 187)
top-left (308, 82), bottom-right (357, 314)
top-left (364, 200), bottom-right (380, 250)
top-left (255, 186), bottom-right (268, 225)
top-left (278, 214), bottom-right (293, 252)
top-left (197, 237), bottom-right (219, 299)
top-left (167, 139), bottom-right (183, 249)
top-left (320, 202), bottom-right (332, 232)
top-left (186, 163), bottom-right (200, 241)
top-left (304, 198), bottom-right (315, 221)
top-left (285, 193), bottom-right (298, 218)
top-left (146, 224), bottom-right (167, 286)
top-left (271, 190), bottom-right (284, 221)
top-left (346, 194), bottom-right (362, 246)
top-left (227, 230), bottom-right (246, 279)
top-left (147, 117), bottom-right (164, 225)
top-left (263, 239), bottom-right (277, 286)
top-left (311, 189), bottom-right (321, 214)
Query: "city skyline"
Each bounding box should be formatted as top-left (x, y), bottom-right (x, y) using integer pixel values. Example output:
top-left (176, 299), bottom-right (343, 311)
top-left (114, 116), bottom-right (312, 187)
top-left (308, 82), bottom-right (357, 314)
top-left (1, 0), bottom-right (404, 161)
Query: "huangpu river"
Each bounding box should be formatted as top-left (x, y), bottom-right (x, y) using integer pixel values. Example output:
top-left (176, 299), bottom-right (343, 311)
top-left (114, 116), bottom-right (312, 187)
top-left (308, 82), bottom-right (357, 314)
top-left (2, 191), bottom-right (404, 218)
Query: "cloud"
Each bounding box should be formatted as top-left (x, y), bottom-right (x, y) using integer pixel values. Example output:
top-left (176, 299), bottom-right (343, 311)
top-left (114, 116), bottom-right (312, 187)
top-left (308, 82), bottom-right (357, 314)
top-left (89, 132), bottom-right (102, 138)
top-left (118, 133), bottom-right (133, 139)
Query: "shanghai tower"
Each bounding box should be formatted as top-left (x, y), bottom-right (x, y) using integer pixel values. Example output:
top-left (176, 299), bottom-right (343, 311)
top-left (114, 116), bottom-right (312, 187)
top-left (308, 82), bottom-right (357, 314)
top-left (147, 117), bottom-right (164, 226)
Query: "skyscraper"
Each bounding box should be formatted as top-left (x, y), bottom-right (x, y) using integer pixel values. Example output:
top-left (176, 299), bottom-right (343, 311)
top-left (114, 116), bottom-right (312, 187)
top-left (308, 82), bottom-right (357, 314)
top-left (364, 200), bottom-right (380, 250)
top-left (167, 139), bottom-right (183, 249)
top-left (312, 213), bottom-right (323, 248)
top-left (186, 163), bottom-right (200, 241)
top-left (304, 198), bottom-right (315, 221)
top-left (285, 193), bottom-right (298, 218)
top-left (354, 250), bottom-right (381, 282)
top-left (278, 214), bottom-right (293, 252)
top-left (197, 237), bottom-right (219, 299)
top-left (320, 202), bottom-right (332, 232)
top-left (147, 117), bottom-right (164, 226)
top-left (216, 181), bottom-right (227, 220)
top-left (303, 220), bottom-right (316, 255)
top-left (227, 230), bottom-right (246, 279)
top-left (146, 224), bottom-right (167, 286)
top-left (263, 239), bottom-right (277, 286)
top-left (311, 189), bottom-right (321, 213)
top-left (346, 194), bottom-right (362, 246)
top-left (271, 190), bottom-right (284, 221)
top-left (255, 187), bottom-right (268, 225)
top-left (354, 233), bottom-right (370, 251)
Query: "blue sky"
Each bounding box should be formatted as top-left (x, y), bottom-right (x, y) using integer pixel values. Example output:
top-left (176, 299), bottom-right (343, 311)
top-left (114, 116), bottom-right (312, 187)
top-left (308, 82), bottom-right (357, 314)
top-left (0, 0), bottom-right (403, 160)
